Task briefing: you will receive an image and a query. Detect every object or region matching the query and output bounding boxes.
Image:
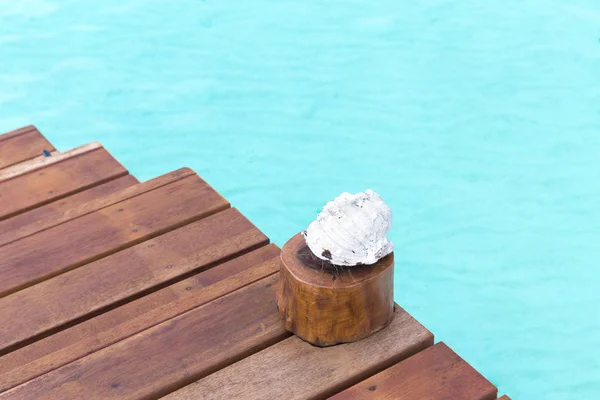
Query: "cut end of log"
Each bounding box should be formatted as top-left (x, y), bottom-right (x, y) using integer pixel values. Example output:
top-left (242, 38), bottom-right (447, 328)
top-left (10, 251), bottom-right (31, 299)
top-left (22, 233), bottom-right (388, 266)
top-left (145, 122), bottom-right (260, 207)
top-left (277, 232), bottom-right (394, 347)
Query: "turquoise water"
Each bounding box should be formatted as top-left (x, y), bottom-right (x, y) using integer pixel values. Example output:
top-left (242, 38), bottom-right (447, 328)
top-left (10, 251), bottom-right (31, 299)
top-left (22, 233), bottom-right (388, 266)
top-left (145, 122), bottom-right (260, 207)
top-left (2, 1), bottom-right (600, 398)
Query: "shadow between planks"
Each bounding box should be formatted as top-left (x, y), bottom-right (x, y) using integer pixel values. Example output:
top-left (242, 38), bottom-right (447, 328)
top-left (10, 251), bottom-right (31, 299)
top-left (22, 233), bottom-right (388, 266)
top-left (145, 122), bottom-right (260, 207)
top-left (0, 206), bottom-right (271, 353)
top-left (0, 144), bottom-right (129, 221)
top-left (0, 168), bottom-right (196, 248)
top-left (0, 170), bottom-right (230, 300)
top-left (0, 127), bottom-right (506, 400)
top-left (0, 126), bottom-right (55, 170)
top-left (163, 305), bottom-right (433, 400)
top-left (328, 342), bottom-right (498, 400)
top-left (0, 244), bottom-right (282, 394)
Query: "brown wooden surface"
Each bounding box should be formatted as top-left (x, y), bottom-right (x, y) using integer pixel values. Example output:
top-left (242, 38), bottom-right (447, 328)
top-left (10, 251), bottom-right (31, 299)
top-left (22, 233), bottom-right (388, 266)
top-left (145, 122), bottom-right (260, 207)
top-left (0, 146), bottom-right (128, 220)
top-left (0, 173), bottom-right (228, 299)
top-left (165, 305), bottom-right (433, 400)
top-left (328, 342), bottom-right (497, 400)
top-left (0, 208), bottom-right (268, 354)
top-left (0, 275), bottom-right (290, 400)
top-left (0, 126), bottom-right (43, 142)
top-left (0, 244), bottom-right (280, 393)
top-left (278, 233), bottom-right (395, 347)
top-left (0, 142), bottom-right (100, 183)
top-left (0, 174), bottom-right (138, 247)
top-left (2, 150), bottom-right (59, 173)
top-left (0, 129), bottom-right (507, 399)
top-left (0, 126), bottom-right (55, 169)
top-left (0, 168), bottom-right (193, 247)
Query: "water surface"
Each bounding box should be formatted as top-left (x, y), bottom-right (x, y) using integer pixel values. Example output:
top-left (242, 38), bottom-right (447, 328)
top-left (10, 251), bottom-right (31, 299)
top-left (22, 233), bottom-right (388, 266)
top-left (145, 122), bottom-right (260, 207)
top-left (1, 1), bottom-right (600, 398)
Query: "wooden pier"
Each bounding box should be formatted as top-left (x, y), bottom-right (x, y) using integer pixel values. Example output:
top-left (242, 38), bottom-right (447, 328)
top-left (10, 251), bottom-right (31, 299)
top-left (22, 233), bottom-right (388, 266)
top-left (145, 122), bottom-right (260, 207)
top-left (0, 126), bottom-right (510, 399)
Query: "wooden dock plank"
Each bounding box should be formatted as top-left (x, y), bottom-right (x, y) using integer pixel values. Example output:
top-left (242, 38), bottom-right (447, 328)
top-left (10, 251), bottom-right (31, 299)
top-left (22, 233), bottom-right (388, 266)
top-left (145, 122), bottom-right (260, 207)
top-left (0, 125), bottom-right (509, 399)
top-left (0, 175), bottom-right (138, 247)
top-left (0, 126), bottom-right (55, 169)
top-left (0, 146), bottom-right (128, 221)
top-left (164, 305), bottom-right (433, 400)
top-left (0, 126), bottom-right (41, 142)
top-left (2, 150), bottom-right (59, 170)
top-left (328, 342), bottom-right (497, 400)
top-left (0, 173), bottom-right (229, 298)
top-left (1, 129), bottom-right (508, 399)
top-left (0, 208), bottom-right (268, 354)
top-left (0, 142), bottom-right (100, 183)
top-left (0, 274), bottom-right (290, 400)
top-left (0, 244), bottom-right (280, 393)
top-left (0, 168), bottom-right (193, 248)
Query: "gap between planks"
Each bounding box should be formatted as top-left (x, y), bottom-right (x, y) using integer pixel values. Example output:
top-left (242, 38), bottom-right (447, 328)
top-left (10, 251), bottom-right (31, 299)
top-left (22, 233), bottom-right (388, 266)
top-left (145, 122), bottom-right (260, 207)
top-left (0, 126), bottom-right (56, 170)
top-left (328, 342), bottom-right (498, 400)
top-left (1, 151), bottom-right (59, 170)
top-left (163, 305), bottom-right (433, 400)
top-left (1, 282), bottom-right (432, 400)
top-left (0, 175), bottom-right (138, 247)
top-left (0, 207), bottom-right (270, 355)
top-left (0, 172), bottom-right (230, 300)
top-left (0, 276), bottom-right (291, 399)
top-left (0, 245), bottom-right (281, 393)
top-left (0, 126), bottom-right (41, 142)
top-left (0, 168), bottom-right (193, 247)
top-left (0, 146), bottom-right (130, 221)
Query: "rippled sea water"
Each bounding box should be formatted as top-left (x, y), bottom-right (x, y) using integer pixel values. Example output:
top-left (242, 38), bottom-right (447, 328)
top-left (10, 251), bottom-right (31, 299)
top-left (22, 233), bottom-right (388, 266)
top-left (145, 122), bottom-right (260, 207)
top-left (2, 1), bottom-right (600, 398)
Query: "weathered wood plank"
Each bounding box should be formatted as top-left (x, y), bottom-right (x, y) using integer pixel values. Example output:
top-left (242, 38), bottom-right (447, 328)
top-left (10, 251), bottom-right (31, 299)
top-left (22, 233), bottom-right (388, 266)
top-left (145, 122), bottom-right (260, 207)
top-left (0, 125), bottom-right (51, 142)
top-left (0, 175), bottom-right (138, 247)
top-left (164, 305), bottom-right (433, 400)
top-left (0, 168), bottom-right (193, 247)
top-left (0, 274), bottom-right (290, 399)
top-left (0, 207), bottom-right (268, 353)
top-left (0, 142), bottom-right (100, 183)
top-left (0, 146), bottom-right (128, 220)
top-left (0, 126), bottom-right (55, 169)
top-left (4, 150), bottom-right (59, 170)
top-left (0, 244), bottom-right (280, 393)
top-left (0, 173), bottom-right (229, 298)
top-left (328, 342), bottom-right (497, 400)
top-left (0, 126), bottom-right (40, 142)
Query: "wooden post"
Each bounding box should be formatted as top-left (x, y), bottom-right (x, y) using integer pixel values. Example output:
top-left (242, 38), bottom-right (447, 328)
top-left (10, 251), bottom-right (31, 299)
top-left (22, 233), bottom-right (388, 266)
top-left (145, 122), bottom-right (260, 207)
top-left (277, 232), bottom-right (394, 347)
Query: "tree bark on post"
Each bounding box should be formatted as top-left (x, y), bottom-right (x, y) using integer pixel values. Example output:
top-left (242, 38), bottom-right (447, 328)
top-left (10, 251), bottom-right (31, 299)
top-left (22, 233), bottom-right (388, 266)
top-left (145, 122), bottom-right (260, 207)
top-left (277, 233), bottom-right (394, 347)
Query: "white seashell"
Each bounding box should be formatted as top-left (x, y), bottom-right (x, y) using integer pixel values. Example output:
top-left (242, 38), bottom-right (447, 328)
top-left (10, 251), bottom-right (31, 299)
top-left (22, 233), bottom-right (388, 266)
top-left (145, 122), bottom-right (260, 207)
top-left (302, 189), bottom-right (394, 266)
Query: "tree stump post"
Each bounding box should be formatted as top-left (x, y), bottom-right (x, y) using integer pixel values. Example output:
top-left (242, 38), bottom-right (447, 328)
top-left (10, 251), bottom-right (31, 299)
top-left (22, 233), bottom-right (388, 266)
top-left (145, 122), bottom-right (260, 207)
top-left (277, 233), bottom-right (394, 347)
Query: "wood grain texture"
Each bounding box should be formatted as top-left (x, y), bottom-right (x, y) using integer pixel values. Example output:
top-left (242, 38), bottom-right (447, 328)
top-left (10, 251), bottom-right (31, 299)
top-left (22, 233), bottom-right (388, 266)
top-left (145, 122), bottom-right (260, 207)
top-left (0, 126), bottom-right (41, 142)
top-left (328, 342), bottom-right (498, 400)
top-left (0, 126), bottom-right (55, 169)
top-left (0, 142), bottom-right (101, 183)
top-left (4, 150), bottom-right (59, 170)
top-left (0, 244), bottom-right (281, 393)
top-left (278, 233), bottom-right (394, 346)
top-left (0, 275), bottom-right (290, 400)
top-left (164, 304), bottom-right (432, 400)
top-left (0, 147), bottom-right (128, 220)
top-left (0, 168), bottom-right (193, 248)
top-left (0, 207), bottom-right (268, 353)
top-left (0, 173), bottom-right (229, 299)
top-left (0, 174), bottom-right (138, 247)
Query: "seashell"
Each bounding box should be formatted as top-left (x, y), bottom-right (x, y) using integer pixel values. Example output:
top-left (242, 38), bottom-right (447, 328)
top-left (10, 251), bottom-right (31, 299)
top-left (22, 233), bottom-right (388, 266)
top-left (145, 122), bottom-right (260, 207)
top-left (302, 189), bottom-right (394, 266)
